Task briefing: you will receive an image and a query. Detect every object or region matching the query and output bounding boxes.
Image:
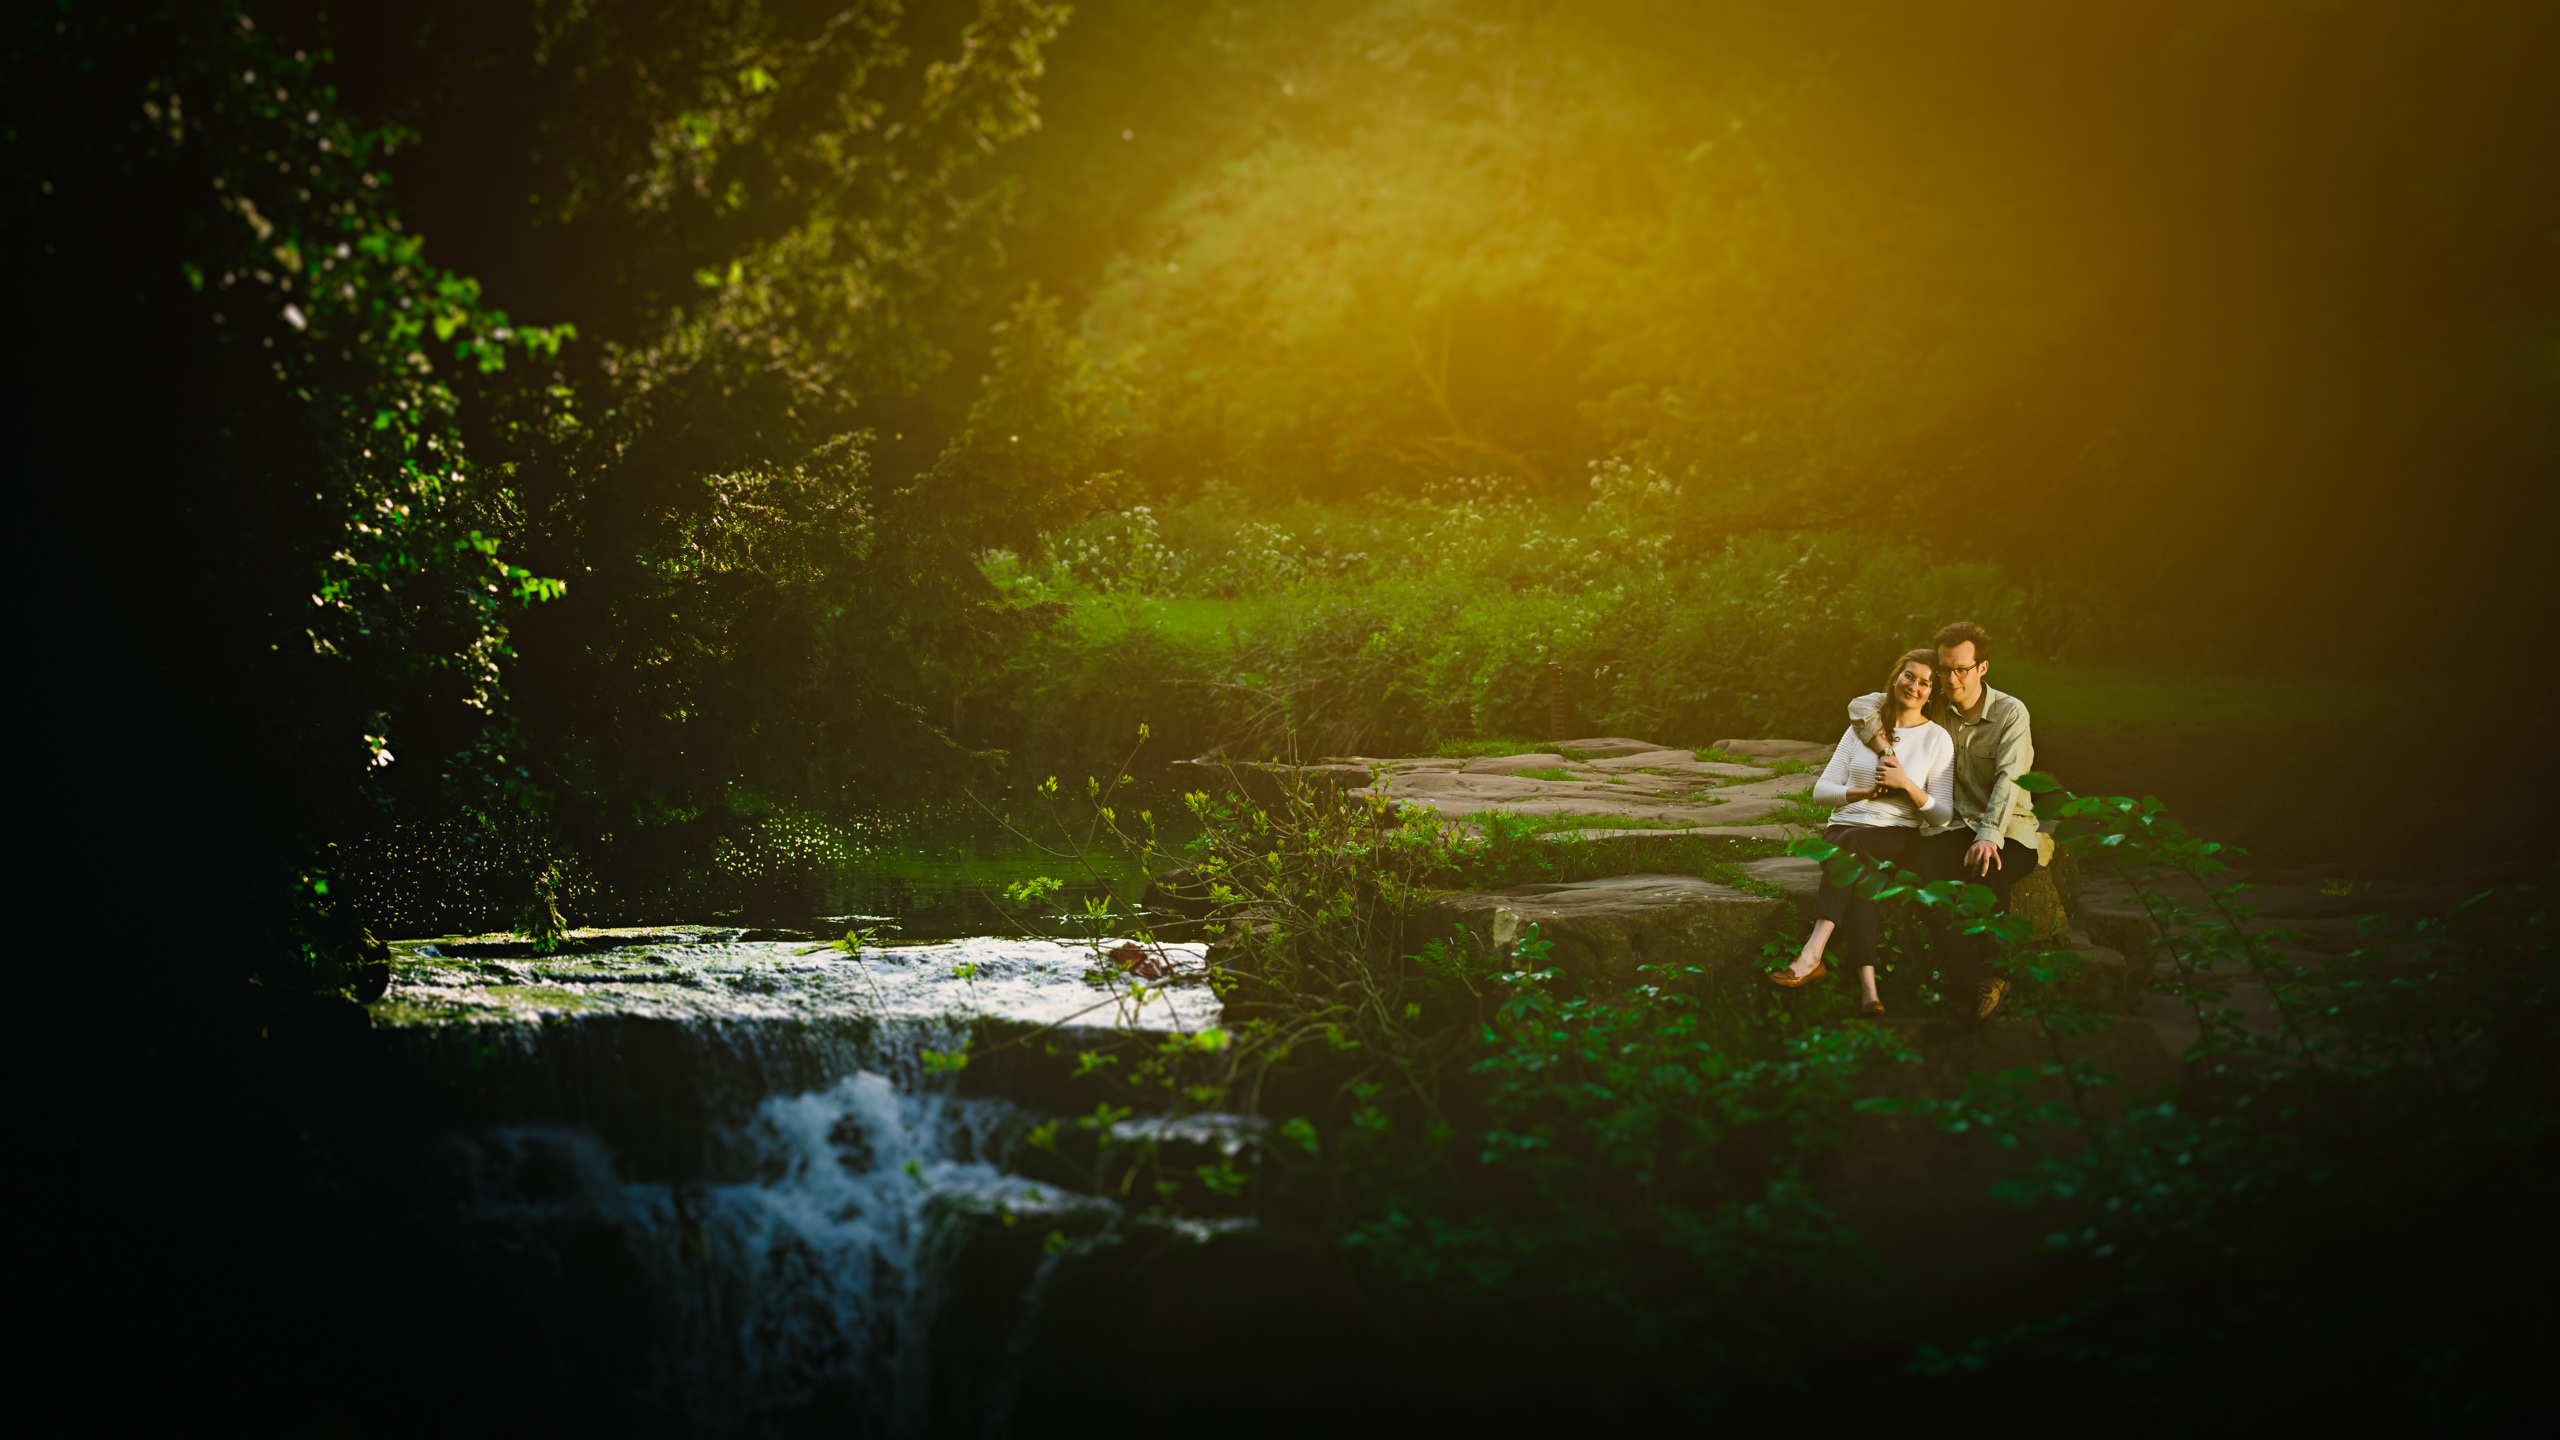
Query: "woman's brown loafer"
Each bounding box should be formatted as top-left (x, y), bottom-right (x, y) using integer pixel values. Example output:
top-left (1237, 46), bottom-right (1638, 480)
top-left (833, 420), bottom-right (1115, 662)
top-left (1857, 1000), bottom-right (1887, 1016)
top-left (1972, 978), bottom-right (2010, 1023)
top-left (1767, 958), bottom-right (1828, 988)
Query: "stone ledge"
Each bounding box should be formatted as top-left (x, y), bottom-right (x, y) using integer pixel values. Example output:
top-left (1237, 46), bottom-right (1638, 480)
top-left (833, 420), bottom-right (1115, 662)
top-left (1412, 873), bottom-right (1788, 992)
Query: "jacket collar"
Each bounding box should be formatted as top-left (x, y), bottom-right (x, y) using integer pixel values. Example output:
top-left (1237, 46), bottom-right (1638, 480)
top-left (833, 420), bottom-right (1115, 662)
top-left (1954, 684), bottom-right (2006, 726)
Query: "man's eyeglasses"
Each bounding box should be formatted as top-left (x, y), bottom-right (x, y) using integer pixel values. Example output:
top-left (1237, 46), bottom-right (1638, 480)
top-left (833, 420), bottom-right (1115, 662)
top-left (1939, 659), bottom-right (1986, 677)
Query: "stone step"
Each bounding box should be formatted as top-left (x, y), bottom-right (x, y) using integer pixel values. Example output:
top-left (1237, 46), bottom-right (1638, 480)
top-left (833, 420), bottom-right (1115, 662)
top-left (1412, 873), bottom-right (1789, 991)
top-left (1370, 770), bottom-right (1797, 825)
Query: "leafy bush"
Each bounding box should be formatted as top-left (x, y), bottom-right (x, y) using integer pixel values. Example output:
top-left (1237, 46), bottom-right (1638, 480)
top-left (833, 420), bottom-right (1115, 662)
top-left (1012, 763), bottom-right (2545, 1417)
top-left (1897, 784), bottom-right (2557, 1416)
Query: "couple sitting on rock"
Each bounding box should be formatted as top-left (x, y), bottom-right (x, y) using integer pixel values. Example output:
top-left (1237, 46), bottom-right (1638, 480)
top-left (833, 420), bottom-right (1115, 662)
top-left (1766, 620), bottom-right (2042, 1022)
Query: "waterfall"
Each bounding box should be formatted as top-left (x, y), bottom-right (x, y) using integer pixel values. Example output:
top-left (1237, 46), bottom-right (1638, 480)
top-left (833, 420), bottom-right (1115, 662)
top-left (382, 939), bottom-right (1212, 1435)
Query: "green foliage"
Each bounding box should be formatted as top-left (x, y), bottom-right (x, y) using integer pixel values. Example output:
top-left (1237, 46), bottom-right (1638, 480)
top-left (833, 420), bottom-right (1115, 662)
top-left (1763, 790), bottom-right (1832, 829)
top-left (1347, 935), bottom-right (1910, 1322)
top-left (1206, 532), bottom-right (2020, 757)
top-left (19, 0), bottom-right (1104, 972)
top-left (976, 462), bottom-right (2031, 767)
top-left (12, 3), bottom-right (597, 991)
top-left (1061, 0), bottom-right (2556, 671)
top-left (1871, 782), bottom-right (2558, 1413)
top-left (1009, 754), bottom-right (2545, 1413)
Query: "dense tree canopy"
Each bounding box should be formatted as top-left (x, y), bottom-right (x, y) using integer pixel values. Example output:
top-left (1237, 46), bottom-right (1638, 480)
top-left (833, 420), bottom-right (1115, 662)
top-left (15, 0), bottom-right (1083, 982)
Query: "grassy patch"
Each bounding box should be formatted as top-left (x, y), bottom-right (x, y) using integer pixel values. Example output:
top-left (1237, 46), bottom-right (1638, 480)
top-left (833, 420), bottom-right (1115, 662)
top-left (1766, 789), bottom-right (1832, 828)
top-left (1693, 748), bottom-right (1815, 776)
top-left (1527, 814), bottom-right (1701, 832)
top-left (1513, 766), bottom-right (1577, 782)
top-left (1435, 737), bottom-right (1547, 759)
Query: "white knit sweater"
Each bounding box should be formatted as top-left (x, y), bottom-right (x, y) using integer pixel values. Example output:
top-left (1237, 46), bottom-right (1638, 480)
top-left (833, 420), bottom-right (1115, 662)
top-left (1812, 720), bottom-right (1956, 829)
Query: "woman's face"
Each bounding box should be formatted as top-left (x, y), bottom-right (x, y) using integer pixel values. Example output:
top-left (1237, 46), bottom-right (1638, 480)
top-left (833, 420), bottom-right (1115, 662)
top-left (1893, 661), bottom-right (1935, 712)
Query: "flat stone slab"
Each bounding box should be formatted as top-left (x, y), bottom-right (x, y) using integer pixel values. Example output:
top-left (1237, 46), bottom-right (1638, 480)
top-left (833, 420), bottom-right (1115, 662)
top-left (1743, 855), bottom-right (1823, 904)
top-left (1588, 751), bottom-right (1765, 778)
top-left (1456, 752), bottom-right (1590, 776)
top-left (1413, 873), bottom-right (1789, 991)
top-left (1710, 771), bottom-right (1824, 800)
top-left (1553, 736), bottom-right (1677, 758)
top-left (1712, 737), bottom-right (1838, 764)
top-left (1357, 735), bottom-right (1831, 830)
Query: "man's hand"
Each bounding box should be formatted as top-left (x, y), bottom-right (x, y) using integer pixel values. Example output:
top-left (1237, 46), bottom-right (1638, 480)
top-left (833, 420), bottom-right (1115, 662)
top-left (1875, 752), bottom-right (1912, 799)
top-left (1965, 839), bottom-right (2002, 877)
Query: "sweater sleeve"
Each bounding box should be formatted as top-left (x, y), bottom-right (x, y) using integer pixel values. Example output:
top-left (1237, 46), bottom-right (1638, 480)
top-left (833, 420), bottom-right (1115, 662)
top-left (1845, 692), bottom-right (1887, 751)
top-left (1811, 728), bottom-right (1862, 807)
top-left (1916, 728), bottom-right (1956, 827)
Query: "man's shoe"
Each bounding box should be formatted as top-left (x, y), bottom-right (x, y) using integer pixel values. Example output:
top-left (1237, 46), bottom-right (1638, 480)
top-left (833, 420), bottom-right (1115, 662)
top-left (1767, 958), bottom-right (1827, 988)
top-left (1971, 978), bottom-right (2010, 1023)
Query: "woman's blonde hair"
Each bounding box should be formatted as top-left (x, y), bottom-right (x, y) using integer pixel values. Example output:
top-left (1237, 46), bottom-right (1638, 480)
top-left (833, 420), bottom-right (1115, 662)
top-left (1882, 647), bottom-right (1946, 728)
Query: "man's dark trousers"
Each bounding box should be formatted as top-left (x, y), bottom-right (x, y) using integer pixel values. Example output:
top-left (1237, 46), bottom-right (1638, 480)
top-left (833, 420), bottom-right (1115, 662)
top-left (1910, 831), bottom-right (2042, 987)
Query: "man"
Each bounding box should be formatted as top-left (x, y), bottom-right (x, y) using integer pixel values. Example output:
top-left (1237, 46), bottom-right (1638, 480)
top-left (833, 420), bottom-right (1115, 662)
top-left (1847, 620), bottom-right (2041, 1023)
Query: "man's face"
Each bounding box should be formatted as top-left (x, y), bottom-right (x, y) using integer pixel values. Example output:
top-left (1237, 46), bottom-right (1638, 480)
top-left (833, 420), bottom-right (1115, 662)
top-left (1936, 640), bottom-right (1987, 710)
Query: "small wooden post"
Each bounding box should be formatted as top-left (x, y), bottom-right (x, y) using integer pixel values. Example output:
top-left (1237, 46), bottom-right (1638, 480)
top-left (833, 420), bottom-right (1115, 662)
top-left (1546, 662), bottom-right (1565, 742)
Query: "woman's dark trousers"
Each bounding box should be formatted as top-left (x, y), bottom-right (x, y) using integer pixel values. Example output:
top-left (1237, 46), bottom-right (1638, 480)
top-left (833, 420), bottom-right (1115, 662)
top-left (1815, 823), bottom-right (1922, 973)
top-left (1911, 832), bottom-right (2046, 986)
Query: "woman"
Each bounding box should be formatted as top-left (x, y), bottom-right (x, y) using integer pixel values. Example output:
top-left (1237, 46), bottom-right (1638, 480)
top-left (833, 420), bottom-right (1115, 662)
top-left (1767, 648), bottom-right (1955, 1014)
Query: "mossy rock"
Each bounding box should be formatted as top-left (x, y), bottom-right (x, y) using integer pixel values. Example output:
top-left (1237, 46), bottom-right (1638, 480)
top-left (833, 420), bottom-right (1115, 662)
top-left (2046, 940), bottom-right (2136, 1012)
top-left (2008, 866), bottom-right (2070, 941)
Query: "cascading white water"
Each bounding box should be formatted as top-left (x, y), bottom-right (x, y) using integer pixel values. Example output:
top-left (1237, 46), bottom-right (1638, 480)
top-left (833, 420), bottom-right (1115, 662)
top-left (447, 1040), bottom-right (1099, 1432)
top-left (410, 937), bottom-right (1221, 1436)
